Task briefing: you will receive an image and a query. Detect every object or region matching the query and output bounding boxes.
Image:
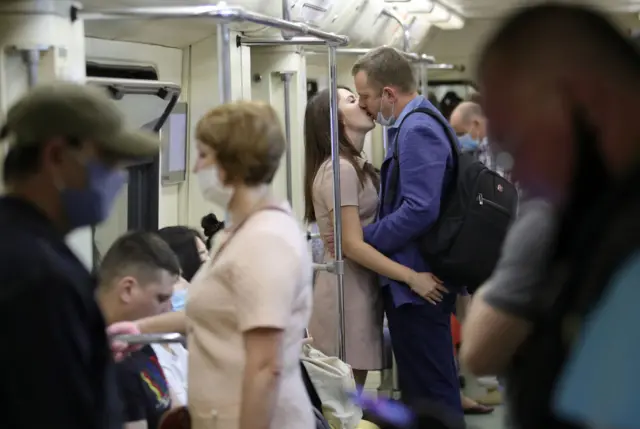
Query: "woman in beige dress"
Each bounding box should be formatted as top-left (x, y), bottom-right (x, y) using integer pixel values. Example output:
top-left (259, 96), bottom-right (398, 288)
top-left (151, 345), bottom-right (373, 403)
top-left (304, 87), bottom-right (442, 387)
top-left (136, 101), bottom-right (314, 429)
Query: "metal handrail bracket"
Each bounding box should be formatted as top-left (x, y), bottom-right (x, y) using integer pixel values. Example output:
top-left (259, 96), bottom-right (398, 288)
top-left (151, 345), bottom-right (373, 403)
top-left (78, 3), bottom-right (349, 46)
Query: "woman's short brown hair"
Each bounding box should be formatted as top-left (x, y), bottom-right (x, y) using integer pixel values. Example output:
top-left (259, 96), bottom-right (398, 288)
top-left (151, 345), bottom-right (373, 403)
top-left (195, 101), bottom-right (284, 186)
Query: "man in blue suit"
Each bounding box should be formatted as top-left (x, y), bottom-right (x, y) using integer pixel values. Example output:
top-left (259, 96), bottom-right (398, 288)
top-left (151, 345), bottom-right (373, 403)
top-left (351, 46), bottom-right (462, 416)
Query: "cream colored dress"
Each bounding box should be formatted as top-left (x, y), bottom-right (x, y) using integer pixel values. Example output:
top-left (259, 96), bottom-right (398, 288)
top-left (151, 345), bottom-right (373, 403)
top-left (186, 203), bottom-right (314, 429)
top-left (309, 157), bottom-right (384, 370)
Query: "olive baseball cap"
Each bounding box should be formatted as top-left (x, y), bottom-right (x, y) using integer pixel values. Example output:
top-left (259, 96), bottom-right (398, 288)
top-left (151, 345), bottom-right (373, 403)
top-left (1, 81), bottom-right (160, 159)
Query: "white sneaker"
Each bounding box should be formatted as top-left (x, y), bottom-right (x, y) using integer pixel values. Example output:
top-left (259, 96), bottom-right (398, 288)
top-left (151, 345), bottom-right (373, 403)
top-left (477, 376), bottom-right (499, 389)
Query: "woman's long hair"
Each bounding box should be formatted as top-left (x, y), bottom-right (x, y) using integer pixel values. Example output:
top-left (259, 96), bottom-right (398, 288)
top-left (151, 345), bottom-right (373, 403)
top-left (157, 226), bottom-right (205, 282)
top-left (303, 86), bottom-right (380, 223)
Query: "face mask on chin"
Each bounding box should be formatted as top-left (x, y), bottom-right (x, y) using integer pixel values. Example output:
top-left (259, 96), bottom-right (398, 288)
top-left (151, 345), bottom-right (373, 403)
top-left (197, 165), bottom-right (234, 209)
top-left (458, 133), bottom-right (480, 152)
top-left (376, 92), bottom-right (396, 127)
top-left (58, 159), bottom-right (127, 231)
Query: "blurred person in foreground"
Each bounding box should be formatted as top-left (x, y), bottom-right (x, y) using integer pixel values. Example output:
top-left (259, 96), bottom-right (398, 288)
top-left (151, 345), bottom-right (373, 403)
top-left (0, 82), bottom-right (159, 428)
top-left (470, 3), bottom-right (640, 429)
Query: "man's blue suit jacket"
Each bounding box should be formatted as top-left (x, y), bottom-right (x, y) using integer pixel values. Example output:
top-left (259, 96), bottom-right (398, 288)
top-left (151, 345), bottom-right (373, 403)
top-left (363, 96), bottom-right (456, 307)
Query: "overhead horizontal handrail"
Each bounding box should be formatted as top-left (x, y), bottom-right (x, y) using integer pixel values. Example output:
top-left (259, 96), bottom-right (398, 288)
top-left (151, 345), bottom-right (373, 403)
top-left (87, 77), bottom-right (182, 132)
top-left (306, 48), bottom-right (435, 64)
top-left (381, 8), bottom-right (411, 53)
top-left (76, 3), bottom-right (349, 46)
top-left (236, 36), bottom-right (335, 47)
top-left (429, 63), bottom-right (464, 71)
top-left (420, 54), bottom-right (436, 64)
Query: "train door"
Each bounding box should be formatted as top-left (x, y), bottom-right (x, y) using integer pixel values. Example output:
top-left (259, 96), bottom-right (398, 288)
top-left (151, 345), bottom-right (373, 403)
top-left (87, 62), bottom-right (180, 264)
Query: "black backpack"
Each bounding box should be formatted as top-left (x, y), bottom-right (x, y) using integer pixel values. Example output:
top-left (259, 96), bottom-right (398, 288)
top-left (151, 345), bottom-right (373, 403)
top-left (386, 107), bottom-right (518, 292)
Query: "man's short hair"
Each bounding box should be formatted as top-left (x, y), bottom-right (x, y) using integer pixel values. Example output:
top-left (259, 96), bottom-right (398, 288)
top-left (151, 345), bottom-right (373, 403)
top-left (453, 101), bottom-right (484, 125)
top-left (478, 3), bottom-right (640, 82)
top-left (99, 231), bottom-right (181, 288)
top-left (351, 46), bottom-right (417, 93)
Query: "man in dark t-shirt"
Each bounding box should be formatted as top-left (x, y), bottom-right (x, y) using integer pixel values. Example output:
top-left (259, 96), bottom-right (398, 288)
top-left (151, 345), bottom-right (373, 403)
top-left (118, 345), bottom-right (173, 429)
top-left (96, 231), bottom-right (181, 428)
top-left (0, 83), bottom-right (163, 429)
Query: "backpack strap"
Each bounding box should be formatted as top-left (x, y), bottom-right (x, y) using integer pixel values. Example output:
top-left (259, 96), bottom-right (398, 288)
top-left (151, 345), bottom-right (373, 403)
top-left (300, 360), bottom-right (324, 412)
top-left (384, 107), bottom-right (460, 209)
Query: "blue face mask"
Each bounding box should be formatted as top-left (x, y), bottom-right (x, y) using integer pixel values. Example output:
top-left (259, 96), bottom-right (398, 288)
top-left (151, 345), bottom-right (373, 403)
top-left (171, 289), bottom-right (188, 312)
top-left (458, 133), bottom-right (480, 152)
top-left (60, 160), bottom-right (127, 230)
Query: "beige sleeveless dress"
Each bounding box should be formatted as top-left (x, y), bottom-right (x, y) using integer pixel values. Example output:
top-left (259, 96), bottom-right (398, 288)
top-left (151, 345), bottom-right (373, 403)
top-left (308, 157), bottom-right (384, 370)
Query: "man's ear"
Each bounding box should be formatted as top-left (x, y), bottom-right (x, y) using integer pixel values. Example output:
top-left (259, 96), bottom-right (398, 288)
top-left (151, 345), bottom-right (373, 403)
top-left (40, 137), bottom-right (70, 177)
top-left (384, 87), bottom-right (399, 103)
top-left (117, 276), bottom-right (139, 304)
top-left (471, 119), bottom-right (482, 138)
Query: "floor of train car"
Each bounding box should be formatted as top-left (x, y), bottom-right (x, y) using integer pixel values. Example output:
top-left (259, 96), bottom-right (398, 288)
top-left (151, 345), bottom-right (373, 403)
top-left (363, 371), bottom-right (505, 429)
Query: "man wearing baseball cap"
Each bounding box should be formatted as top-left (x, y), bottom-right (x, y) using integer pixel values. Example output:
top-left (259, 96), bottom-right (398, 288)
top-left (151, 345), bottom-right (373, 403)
top-left (0, 82), bottom-right (160, 428)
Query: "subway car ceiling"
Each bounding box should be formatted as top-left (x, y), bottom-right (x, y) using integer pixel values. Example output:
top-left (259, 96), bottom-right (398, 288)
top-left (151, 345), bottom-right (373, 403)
top-left (78, 0), bottom-right (640, 81)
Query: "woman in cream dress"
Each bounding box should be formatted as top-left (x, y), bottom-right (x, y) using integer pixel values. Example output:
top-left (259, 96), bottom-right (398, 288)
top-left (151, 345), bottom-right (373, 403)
top-left (304, 87), bottom-right (442, 387)
top-left (137, 101), bottom-right (314, 429)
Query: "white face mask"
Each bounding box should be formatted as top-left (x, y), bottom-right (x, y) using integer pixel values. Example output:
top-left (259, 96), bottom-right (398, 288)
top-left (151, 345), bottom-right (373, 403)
top-left (376, 92), bottom-right (396, 127)
top-left (197, 165), bottom-right (234, 207)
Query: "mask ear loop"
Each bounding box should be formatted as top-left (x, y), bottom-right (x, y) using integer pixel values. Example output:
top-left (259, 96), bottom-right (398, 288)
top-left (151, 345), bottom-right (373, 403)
top-left (383, 89), bottom-right (396, 118)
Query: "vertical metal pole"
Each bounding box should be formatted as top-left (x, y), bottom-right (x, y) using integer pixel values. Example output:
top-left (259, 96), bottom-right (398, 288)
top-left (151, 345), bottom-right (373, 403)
top-left (328, 45), bottom-right (346, 362)
top-left (420, 63), bottom-right (428, 97)
top-left (280, 72), bottom-right (294, 204)
top-left (217, 22), bottom-right (232, 103)
top-left (281, 0), bottom-right (294, 40)
top-left (22, 50), bottom-right (40, 88)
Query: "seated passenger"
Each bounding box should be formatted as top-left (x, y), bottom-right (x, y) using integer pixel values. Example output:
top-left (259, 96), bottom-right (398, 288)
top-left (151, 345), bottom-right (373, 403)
top-left (157, 226), bottom-right (210, 313)
top-left (97, 231), bottom-right (181, 429)
top-left (157, 226), bottom-right (210, 283)
top-left (448, 101), bottom-right (487, 153)
top-left (151, 276), bottom-right (189, 406)
top-left (134, 101), bottom-right (314, 429)
top-left (304, 86), bottom-right (445, 387)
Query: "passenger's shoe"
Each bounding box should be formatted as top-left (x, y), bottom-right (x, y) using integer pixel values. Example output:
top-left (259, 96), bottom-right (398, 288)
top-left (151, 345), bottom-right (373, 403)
top-left (474, 389), bottom-right (503, 406)
top-left (477, 376), bottom-right (499, 390)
